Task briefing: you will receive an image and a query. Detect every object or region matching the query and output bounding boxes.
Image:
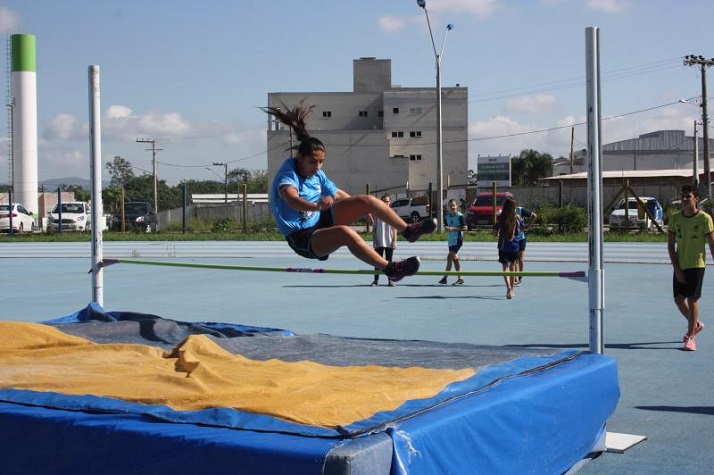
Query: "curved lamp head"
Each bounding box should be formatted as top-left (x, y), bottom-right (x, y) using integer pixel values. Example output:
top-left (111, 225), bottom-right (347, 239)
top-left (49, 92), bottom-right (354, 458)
top-left (447, 23), bottom-right (454, 30)
top-left (417, 0), bottom-right (426, 8)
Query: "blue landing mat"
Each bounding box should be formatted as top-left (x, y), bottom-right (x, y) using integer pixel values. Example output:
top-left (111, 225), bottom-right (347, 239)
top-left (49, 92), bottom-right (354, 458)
top-left (0, 304), bottom-right (619, 475)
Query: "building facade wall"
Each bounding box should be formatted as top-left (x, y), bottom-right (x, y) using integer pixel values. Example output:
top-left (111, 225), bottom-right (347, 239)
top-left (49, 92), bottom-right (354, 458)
top-left (266, 58), bottom-right (468, 196)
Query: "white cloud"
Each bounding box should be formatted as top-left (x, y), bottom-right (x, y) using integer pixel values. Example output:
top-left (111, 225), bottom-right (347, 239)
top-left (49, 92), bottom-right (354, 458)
top-left (428, 0), bottom-right (499, 18)
top-left (38, 147), bottom-right (87, 178)
top-left (33, 107), bottom-right (268, 184)
top-left (388, 0), bottom-right (498, 32)
top-left (137, 112), bottom-right (190, 137)
top-left (378, 15), bottom-right (406, 33)
top-left (222, 127), bottom-right (265, 147)
top-left (506, 94), bottom-right (559, 114)
top-left (102, 108), bottom-right (191, 141)
top-left (106, 105), bottom-right (134, 119)
top-left (468, 115), bottom-right (558, 167)
top-left (0, 7), bottom-right (20, 33)
top-left (468, 101), bottom-right (701, 172)
top-left (43, 113), bottom-right (83, 141)
top-left (588, 0), bottom-right (628, 13)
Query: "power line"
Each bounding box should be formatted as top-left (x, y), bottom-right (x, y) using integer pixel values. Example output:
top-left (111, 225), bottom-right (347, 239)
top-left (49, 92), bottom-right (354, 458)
top-left (470, 57), bottom-right (682, 104)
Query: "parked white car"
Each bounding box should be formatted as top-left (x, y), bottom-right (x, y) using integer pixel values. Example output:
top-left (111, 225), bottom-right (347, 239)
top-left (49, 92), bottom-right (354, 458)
top-left (609, 197), bottom-right (664, 230)
top-left (47, 202), bottom-right (91, 232)
top-left (0, 203), bottom-right (37, 233)
top-left (391, 196), bottom-right (431, 223)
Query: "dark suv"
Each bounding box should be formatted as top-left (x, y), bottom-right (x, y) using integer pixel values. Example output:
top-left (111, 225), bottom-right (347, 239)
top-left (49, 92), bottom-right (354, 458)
top-left (112, 201), bottom-right (158, 232)
top-left (466, 192), bottom-right (514, 228)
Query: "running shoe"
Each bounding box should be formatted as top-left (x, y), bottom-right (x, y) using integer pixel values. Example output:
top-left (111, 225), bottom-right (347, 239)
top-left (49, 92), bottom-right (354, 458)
top-left (682, 322), bottom-right (704, 343)
top-left (402, 218), bottom-right (437, 243)
top-left (453, 278), bottom-right (465, 286)
top-left (683, 321), bottom-right (705, 342)
top-left (388, 280), bottom-right (395, 287)
top-left (384, 256), bottom-right (421, 282)
top-left (683, 336), bottom-right (697, 351)
top-left (371, 281), bottom-right (378, 287)
top-left (438, 276), bottom-right (448, 285)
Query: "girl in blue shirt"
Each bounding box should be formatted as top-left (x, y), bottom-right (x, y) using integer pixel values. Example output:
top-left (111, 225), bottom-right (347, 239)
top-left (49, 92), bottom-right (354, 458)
top-left (439, 199), bottom-right (467, 285)
top-left (264, 102), bottom-right (436, 282)
top-left (493, 197), bottom-right (523, 299)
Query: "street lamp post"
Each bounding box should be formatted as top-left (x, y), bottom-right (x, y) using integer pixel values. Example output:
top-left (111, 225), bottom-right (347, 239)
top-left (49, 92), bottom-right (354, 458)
top-left (212, 162), bottom-right (228, 204)
top-left (417, 0), bottom-right (453, 233)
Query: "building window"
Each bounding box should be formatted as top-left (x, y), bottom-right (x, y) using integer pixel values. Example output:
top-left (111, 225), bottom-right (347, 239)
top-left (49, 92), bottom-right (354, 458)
top-left (409, 131), bottom-right (422, 138)
top-left (391, 131), bottom-right (404, 138)
top-left (378, 110), bottom-right (384, 117)
top-left (322, 111), bottom-right (332, 118)
top-left (359, 110), bottom-right (368, 117)
top-left (409, 154), bottom-right (422, 161)
top-left (393, 107), bottom-right (400, 114)
top-left (409, 107), bottom-right (423, 115)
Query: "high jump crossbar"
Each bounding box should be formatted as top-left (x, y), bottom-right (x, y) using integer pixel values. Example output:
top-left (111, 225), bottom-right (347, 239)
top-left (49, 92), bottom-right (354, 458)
top-left (98, 258), bottom-right (587, 280)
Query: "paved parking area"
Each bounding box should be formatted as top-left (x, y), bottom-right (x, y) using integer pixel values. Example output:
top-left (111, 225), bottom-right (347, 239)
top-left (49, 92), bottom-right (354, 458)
top-left (1, 241), bottom-right (711, 473)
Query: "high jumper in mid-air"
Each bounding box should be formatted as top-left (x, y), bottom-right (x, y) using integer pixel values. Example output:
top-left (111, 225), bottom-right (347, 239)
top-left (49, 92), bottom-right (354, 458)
top-left (263, 100), bottom-right (436, 282)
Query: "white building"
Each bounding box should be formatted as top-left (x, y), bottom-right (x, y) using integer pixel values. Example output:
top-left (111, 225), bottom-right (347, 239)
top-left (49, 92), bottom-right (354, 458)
top-left (554, 129), bottom-right (712, 176)
top-left (266, 58), bottom-right (468, 197)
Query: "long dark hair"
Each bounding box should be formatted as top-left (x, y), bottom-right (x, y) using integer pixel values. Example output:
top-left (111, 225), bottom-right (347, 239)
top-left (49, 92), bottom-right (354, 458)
top-left (497, 197), bottom-right (518, 241)
top-left (261, 99), bottom-right (326, 157)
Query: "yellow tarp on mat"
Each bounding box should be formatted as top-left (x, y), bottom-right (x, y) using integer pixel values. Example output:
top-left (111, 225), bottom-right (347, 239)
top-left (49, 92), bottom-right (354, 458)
top-left (0, 322), bottom-right (475, 428)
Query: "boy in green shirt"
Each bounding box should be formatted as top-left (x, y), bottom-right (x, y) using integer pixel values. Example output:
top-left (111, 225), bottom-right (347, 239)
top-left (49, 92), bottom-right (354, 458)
top-left (668, 185), bottom-right (714, 351)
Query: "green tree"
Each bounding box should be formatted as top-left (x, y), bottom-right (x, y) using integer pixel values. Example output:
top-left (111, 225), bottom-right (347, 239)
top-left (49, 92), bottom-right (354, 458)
top-left (227, 168), bottom-right (268, 193)
top-left (467, 169), bottom-right (477, 185)
top-left (511, 149), bottom-right (553, 186)
top-left (106, 156), bottom-right (136, 187)
top-left (247, 169), bottom-right (268, 193)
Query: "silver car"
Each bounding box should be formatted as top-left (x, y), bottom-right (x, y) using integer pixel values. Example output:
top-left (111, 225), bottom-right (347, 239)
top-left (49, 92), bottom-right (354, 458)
top-left (609, 197), bottom-right (664, 230)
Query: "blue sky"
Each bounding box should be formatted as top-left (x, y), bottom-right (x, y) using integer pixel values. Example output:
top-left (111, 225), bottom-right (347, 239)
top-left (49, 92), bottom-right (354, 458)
top-left (0, 0), bottom-right (712, 185)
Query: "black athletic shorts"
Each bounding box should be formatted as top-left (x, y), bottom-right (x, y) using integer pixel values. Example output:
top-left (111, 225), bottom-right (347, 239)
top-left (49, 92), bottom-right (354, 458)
top-left (285, 211), bottom-right (334, 261)
top-left (673, 267), bottom-right (705, 301)
top-left (498, 250), bottom-right (519, 264)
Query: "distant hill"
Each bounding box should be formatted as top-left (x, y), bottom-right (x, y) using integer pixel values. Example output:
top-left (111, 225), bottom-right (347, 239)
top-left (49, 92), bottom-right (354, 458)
top-left (40, 177), bottom-right (110, 189)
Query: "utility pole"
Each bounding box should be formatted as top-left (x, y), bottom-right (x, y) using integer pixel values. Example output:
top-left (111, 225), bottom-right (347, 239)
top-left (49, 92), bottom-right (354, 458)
top-left (213, 162), bottom-right (228, 203)
top-left (569, 126), bottom-right (575, 174)
top-left (136, 138), bottom-right (162, 215)
top-left (684, 55), bottom-right (714, 199)
top-left (694, 120), bottom-right (700, 189)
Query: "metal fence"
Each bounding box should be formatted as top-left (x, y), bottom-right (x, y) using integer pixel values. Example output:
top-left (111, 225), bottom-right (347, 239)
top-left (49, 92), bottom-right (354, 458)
top-left (158, 181), bottom-right (687, 229)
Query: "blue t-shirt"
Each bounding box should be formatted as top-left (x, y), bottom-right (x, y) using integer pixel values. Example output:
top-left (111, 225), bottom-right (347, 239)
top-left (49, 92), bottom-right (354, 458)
top-left (445, 211), bottom-right (465, 247)
top-left (494, 217), bottom-right (524, 252)
top-left (515, 207), bottom-right (533, 240)
top-left (271, 158), bottom-right (338, 237)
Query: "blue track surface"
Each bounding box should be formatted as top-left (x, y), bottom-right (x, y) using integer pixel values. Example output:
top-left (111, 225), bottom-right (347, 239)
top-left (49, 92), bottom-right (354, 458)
top-left (0, 241), bottom-right (711, 473)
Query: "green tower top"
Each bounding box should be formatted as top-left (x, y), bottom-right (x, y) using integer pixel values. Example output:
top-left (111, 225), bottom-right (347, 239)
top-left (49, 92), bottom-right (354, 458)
top-left (11, 34), bottom-right (36, 73)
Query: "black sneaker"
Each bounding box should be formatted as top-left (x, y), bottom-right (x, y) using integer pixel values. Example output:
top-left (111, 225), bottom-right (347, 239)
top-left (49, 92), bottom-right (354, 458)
top-left (438, 276), bottom-right (448, 285)
top-left (384, 256), bottom-right (421, 282)
top-left (402, 218), bottom-right (437, 243)
top-left (453, 278), bottom-right (465, 286)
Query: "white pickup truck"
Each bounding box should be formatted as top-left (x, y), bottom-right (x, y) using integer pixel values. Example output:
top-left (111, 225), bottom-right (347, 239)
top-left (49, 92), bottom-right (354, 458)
top-left (390, 196), bottom-right (431, 223)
